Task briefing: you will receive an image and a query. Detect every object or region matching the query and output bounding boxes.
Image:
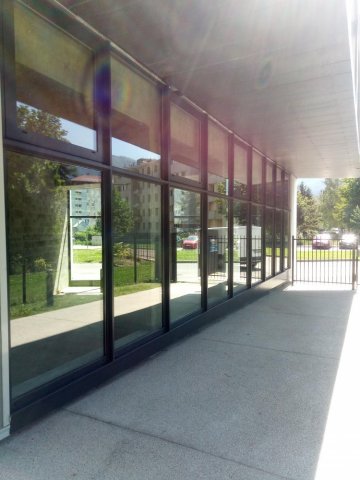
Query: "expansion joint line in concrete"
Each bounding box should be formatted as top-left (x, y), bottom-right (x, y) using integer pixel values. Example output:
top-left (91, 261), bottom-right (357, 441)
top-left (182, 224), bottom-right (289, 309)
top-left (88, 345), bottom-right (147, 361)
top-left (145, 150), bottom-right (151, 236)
top-left (200, 337), bottom-right (338, 361)
top-left (65, 408), bottom-right (297, 480)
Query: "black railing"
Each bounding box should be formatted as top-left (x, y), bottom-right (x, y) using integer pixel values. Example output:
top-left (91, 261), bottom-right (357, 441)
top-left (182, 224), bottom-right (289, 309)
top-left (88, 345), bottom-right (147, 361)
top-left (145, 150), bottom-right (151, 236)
top-left (292, 236), bottom-right (359, 290)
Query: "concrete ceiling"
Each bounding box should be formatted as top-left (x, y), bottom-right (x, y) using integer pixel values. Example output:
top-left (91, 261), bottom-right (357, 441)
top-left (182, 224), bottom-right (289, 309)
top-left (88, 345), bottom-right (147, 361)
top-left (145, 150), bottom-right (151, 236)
top-left (59, 0), bottom-right (360, 178)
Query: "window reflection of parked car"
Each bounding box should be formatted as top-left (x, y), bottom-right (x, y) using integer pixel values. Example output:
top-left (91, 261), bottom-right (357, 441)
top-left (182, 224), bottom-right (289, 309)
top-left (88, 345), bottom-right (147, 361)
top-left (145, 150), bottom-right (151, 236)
top-left (182, 235), bottom-right (199, 249)
top-left (339, 233), bottom-right (358, 249)
top-left (312, 233), bottom-right (331, 250)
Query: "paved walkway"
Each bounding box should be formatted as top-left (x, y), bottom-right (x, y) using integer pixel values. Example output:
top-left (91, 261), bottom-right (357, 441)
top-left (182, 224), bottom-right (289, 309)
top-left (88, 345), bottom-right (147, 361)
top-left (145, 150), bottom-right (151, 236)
top-left (1, 283), bottom-right (360, 480)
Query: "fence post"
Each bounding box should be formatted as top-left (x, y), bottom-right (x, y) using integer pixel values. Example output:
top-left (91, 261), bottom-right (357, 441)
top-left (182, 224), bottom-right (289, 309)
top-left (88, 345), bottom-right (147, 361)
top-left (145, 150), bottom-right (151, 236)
top-left (134, 233), bottom-right (137, 284)
top-left (22, 258), bottom-right (27, 304)
top-left (352, 244), bottom-right (358, 291)
top-left (46, 268), bottom-right (54, 306)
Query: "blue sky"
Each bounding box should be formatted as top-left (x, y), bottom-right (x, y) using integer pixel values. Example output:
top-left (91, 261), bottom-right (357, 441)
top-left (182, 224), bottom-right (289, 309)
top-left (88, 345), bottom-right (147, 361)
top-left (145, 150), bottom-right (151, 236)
top-left (298, 178), bottom-right (325, 196)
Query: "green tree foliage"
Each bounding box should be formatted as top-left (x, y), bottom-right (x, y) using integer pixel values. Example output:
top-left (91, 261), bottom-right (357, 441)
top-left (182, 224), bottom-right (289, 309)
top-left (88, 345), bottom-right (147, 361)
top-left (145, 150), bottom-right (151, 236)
top-left (350, 205), bottom-right (360, 235)
top-left (339, 179), bottom-right (360, 231)
top-left (17, 104), bottom-right (68, 140)
top-left (297, 182), bottom-right (321, 238)
top-left (319, 179), bottom-right (343, 230)
top-left (112, 188), bottom-right (134, 241)
top-left (7, 152), bottom-right (73, 274)
top-left (7, 106), bottom-right (72, 274)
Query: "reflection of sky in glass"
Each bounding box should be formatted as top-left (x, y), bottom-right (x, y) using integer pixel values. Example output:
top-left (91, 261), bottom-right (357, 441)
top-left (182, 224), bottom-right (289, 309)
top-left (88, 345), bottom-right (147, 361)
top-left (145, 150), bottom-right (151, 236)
top-left (112, 137), bottom-right (160, 162)
top-left (61, 119), bottom-right (96, 150)
top-left (17, 102), bottom-right (96, 150)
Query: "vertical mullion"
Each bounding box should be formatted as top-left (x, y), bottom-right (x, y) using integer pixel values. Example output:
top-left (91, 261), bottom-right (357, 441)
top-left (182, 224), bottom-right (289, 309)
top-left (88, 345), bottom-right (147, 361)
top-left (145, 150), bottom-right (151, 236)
top-left (201, 114), bottom-right (208, 311)
top-left (246, 147), bottom-right (252, 288)
top-left (228, 134), bottom-right (234, 295)
top-left (96, 44), bottom-right (114, 361)
top-left (161, 86), bottom-right (170, 330)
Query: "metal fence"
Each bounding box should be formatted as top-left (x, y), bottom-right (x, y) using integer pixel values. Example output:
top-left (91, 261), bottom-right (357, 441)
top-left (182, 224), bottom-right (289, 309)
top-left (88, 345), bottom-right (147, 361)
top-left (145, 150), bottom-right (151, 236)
top-left (292, 236), bottom-right (359, 290)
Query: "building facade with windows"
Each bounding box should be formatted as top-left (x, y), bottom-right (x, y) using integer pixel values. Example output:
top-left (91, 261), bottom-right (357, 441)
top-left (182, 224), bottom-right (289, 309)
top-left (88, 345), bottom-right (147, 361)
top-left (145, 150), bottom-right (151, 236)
top-left (0, 0), bottom-right (359, 438)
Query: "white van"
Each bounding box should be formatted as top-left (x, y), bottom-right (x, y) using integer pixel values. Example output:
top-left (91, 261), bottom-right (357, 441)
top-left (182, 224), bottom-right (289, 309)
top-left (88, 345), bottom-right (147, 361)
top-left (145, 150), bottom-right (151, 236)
top-left (208, 226), bottom-right (262, 267)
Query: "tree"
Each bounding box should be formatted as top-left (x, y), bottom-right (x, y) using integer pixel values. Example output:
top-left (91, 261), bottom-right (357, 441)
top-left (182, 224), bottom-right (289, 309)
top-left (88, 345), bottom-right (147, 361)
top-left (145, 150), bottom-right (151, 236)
top-left (297, 182), bottom-right (321, 238)
top-left (318, 179), bottom-right (343, 230)
top-left (338, 179), bottom-right (360, 231)
top-left (7, 107), bottom-right (71, 274)
top-left (112, 188), bottom-right (134, 241)
top-left (350, 205), bottom-right (360, 235)
top-left (17, 104), bottom-right (68, 140)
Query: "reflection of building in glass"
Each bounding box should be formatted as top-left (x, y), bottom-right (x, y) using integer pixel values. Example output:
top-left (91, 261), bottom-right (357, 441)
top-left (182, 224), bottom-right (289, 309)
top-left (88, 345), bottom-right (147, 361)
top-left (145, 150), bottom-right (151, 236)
top-left (70, 175), bottom-right (101, 231)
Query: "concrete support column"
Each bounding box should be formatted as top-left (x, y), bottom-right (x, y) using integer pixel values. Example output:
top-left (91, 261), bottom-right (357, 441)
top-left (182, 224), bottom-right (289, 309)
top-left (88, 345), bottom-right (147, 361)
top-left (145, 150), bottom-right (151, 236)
top-left (0, 73), bottom-right (11, 440)
top-left (290, 175), bottom-right (297, 274)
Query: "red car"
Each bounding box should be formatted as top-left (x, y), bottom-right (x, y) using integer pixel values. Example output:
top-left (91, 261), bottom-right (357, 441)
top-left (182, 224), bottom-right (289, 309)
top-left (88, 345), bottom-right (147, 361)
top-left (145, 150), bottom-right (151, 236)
top-left (312, 233), bottom-right (331, 250)
top-left (182, 235), bottom-right (199, 249)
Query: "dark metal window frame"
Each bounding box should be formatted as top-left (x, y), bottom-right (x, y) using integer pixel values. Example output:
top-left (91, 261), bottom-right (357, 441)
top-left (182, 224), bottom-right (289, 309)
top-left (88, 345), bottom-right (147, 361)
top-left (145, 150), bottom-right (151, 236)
top-left (169, 94), bottom-right (205, 189)
top-left (0, 0), bottom-right (292, 425)
top-left (233, 137), bottom-right (250, 201)
top-left (2, 0), bottom-right (109, 163)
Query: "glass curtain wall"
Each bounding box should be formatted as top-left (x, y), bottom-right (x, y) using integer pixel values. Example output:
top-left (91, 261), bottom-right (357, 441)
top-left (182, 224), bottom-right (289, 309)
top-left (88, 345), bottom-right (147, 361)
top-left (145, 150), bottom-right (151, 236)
top-left (252, 151), bottom-right (263, 203)
top-left (170, 104), bottom-right (201, 183)
top-left (111, 58), bottom-right (161, 176)
top-left (14, 2), bottom-right (96, 150)
top-left (112, 176), bottom-right (162, 349)
top-left (170, 189), bottom-right (202, 322)
top-left (265, 208), bottom-right (274, 278)
top-left (234, 142), bottom-right (248, 199)
top-left (3, 0), bottom-right (292, 410)
top-left (251, 205), bottom-right (263, 284)
top-left (266, 161), bottom-right (274, 206)
top-left (207, 196), bottom-right (229, 305)
top-left (275, 210), bottom-right (282, 273)
top-left (233, 201), bottom-right (248, 292)
top-left (208, 121), bottom-right (228, 193)
top-left (6, 150), bottom-right (104, 400)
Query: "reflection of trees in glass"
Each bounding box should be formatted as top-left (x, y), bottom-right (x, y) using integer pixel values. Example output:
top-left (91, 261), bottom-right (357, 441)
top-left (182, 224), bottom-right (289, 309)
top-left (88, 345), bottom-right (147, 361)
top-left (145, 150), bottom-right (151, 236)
top-left (17, 104), bottom-right (68, 140)
top-left (112, 189), bottom-right (134, 240)
top-left (177, 190), bottom-right (199, 229)
top-left (234, 182), bottom-right (248, 198)
top-left (7, 152), bottom-right (74, 274)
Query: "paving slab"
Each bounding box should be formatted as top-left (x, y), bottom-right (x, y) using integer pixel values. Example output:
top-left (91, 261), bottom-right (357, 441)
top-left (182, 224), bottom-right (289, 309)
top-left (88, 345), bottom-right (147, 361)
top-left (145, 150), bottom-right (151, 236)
top-left (1, 284), bottom-right (359, 480)
top-left (0, 410), bottom-right (285, 480)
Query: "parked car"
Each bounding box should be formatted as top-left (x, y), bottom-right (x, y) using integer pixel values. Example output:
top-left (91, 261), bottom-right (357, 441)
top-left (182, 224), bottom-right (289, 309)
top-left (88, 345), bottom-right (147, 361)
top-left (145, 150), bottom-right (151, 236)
top-left (182, 235), bottom-right (199, 249)
top-left (339, 233), bottom-right (358, 249)
top-left (312, 233), bottom-right (331, 250)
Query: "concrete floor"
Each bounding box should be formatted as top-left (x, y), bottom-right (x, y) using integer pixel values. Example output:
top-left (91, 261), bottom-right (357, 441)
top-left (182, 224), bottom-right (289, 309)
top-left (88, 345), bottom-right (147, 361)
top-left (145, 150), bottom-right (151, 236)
top-left (1, 283), bottom-right (359, 480)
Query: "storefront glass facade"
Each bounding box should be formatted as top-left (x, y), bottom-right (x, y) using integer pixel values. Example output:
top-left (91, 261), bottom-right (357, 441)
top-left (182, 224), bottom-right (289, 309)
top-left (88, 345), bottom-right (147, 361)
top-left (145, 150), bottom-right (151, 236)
top-left (0, 0), bottom-right (291, 421)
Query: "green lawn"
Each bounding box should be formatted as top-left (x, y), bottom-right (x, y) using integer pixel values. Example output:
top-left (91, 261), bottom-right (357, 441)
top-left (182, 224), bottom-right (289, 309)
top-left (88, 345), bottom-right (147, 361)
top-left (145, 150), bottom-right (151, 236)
top-left (296, 249), bottom-right (356, 261)
top-left (9, 259), bottom-right (159, 319)
top-left (73, 249), bottom-right (102, 263)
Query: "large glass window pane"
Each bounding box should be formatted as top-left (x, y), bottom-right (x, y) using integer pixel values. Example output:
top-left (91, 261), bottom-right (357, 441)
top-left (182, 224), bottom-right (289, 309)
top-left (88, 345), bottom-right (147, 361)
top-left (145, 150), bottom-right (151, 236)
top-left (6, 151), bottom-right (104, 399)
top-left (14, 2), bottom-right (96, 150)
top-left (252, 151), bottom-right (263, 203)
top-left (234, 142), bottom-right (248, 198)
top-left (251, 205), bottom-right (263, 284)
top-left (111, 59), bottom-right (161, 176)
top-left (275, 210), bottom-right (282, 274)
top-left (265, 208), bottom-right (274, 278)
top-left (170, 104), bottom-right (200, 182)
top-left (266, 161), bottom-right (274, 206)
top-left (233, 201), bottom-right (248, 293)
top-left (208, 122), bottom-right (228, 194)
top-left (112, 176), bottom-right (162, 348)
top-left (275, 167), bottom-right (283, 207)
top-left (170, 189), bottom-right (201, 322)
top-left (207, 196), bottom-right (228, 305)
